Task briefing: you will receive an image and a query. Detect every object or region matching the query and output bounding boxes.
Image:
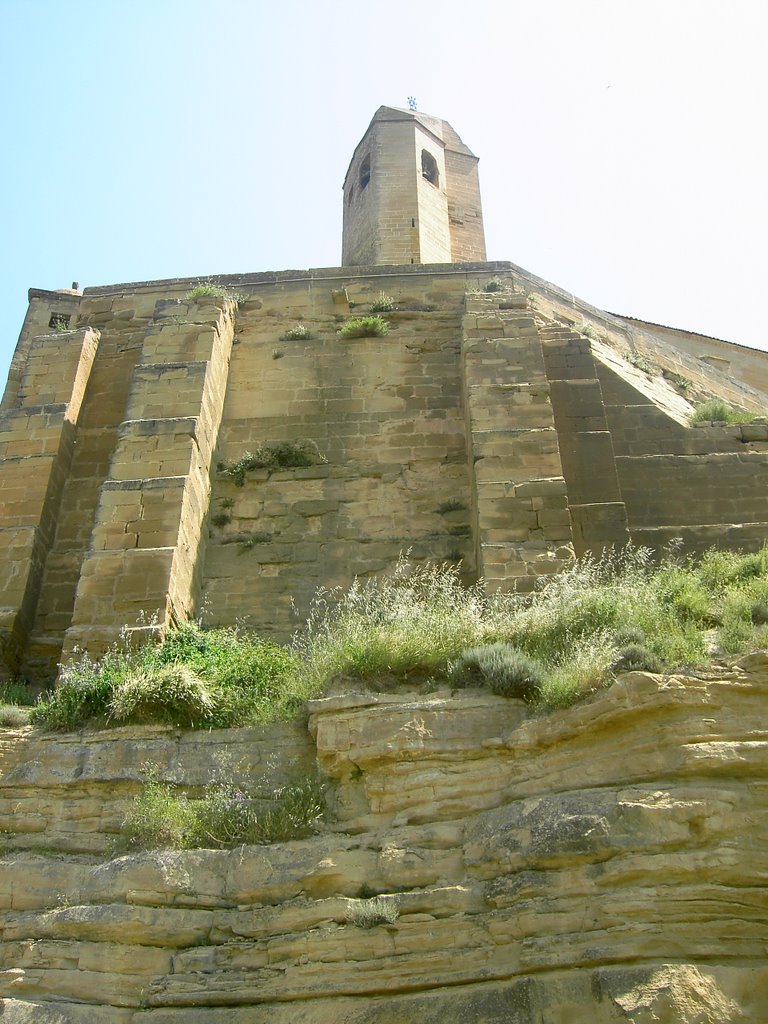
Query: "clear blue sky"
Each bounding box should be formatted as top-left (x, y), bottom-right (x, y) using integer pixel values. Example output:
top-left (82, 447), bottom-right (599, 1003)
top-left (1, 0), bottom-right (766, 389)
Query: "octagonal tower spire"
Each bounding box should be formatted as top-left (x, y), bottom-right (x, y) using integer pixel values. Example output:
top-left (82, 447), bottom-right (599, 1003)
top-left (341, 106), bottom-right (486, 267)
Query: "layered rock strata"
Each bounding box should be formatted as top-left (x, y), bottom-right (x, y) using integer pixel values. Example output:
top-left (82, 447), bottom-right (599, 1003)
top-left (1, 658), bottom-right (768, 1021)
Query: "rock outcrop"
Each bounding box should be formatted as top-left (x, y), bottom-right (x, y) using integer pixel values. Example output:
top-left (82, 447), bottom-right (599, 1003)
top-left (2, 657), bottom-right (768, 1021)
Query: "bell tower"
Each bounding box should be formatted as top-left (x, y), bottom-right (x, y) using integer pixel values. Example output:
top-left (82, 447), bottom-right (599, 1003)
top-left (341, 106), bottom-right (486, 267)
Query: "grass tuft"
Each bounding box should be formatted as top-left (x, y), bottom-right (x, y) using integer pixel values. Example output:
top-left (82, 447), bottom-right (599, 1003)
top-left (690, 399), bottom-right (759, 424)
top-left (610, 643), bottom-right (664, 674)
top-left (108, 664), bottom-right (217, 727)
top-left (286, 557), bottom-right (515, 707)
top-left (338, 316), bottom-right (389, 339)
top-left (629, 352), bottom-right (655, 374)
top-left (0, 705), bottom-right (31, 728)
top-left (345, 896), bottom-right (399, 928)
top-left (185, 282), bottom-right (244, 305)
top-left (0, 681), bottom-right (35, 706)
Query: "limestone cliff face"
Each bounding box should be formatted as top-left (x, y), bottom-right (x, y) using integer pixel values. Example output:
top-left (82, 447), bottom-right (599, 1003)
top-left (2, 658), bottom-right (768, 1022)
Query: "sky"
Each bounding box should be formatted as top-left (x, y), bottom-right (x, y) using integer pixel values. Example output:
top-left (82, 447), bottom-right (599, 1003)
top-left (1, 0), bottom-right (766, 389)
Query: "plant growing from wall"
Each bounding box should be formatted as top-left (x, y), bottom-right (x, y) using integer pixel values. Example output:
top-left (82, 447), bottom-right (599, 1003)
top-left (483, 278), bottom-right (504, 293)
top-left (449, 525), bottom-right (471, 537)
top-left (575, 321), bottom-right (599, 341)
top-left (221, 440), bottom-right (328, 486)
top-left (690, 398), bottom-right (760, 424)
top-left (337, 316), bottom-right (389, 339)
top-left (185, 281), bottom-right (245, 305)
top-left (629, 352), bottom-right (656, 374)
top-left (369, 292), bottom-right (396, 313)
top-left (221, 531), bottom-right (273, 551)
top-left (663, 370), bottom-right (692, 392)
top-left (281, 323), bottom-right (311, 341)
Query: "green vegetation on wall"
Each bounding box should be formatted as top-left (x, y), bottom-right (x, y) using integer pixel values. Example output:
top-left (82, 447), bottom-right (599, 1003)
top-left (220, 440), bottom-right (328, 486)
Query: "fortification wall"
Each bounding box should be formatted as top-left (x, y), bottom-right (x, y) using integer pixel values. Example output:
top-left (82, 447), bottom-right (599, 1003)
top-left (2, 263), bottom-right (768, 683)
top-left (616, 315), bottom-right (768, 397)
top-left (203, 274), bottom-right (473, 634)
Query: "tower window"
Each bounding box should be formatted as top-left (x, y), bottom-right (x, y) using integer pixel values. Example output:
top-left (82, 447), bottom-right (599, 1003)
top-left (49, 312), bottom-right (70, 329)
top-left (360, 154), bottom-right (371, 190)
top-left (421, 150), bottom-right (439, 186)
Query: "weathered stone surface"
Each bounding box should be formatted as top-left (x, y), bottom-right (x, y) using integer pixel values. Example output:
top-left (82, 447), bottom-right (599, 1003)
top-left (5, 265), bottom-right (768, 685)
top-left (2, 658), bottom-right (768, 1019)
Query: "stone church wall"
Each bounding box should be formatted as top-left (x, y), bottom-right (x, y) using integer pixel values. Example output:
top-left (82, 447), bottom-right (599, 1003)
top-left (2, 263), bottom-right (768, 683)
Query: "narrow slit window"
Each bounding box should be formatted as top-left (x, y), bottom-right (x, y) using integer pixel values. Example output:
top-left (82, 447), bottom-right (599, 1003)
top-left (421, 150), bottom-right (439, 186)
top-left (359, 154), bottom-right (371, 190)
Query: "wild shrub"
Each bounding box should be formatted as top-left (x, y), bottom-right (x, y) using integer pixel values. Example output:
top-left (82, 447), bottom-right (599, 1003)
top-left (121, 765), bottom-right (325, 851)
top-left (575, 320), bottom-right (599, 341)
top-left (507, 548), bottom-right (708, 674)
top-left (337, 316), bottom-right (389, 339)
top-left (31, 658), bottom-right (114, 731)
top-left (610, 644), bottom-right (664, 674)
top-left (629, 352), bottom-right (655, 374)
top-left (242, 777), bottom-right (327, 845)
top-left (449, 643), bottom-right (545, 699)
top-left (0, 705), bottom-right (31, 728)
top-left (652, 562), bottom-right (716, 624)
top-left (121, 769), bottom-right (196, 850)
top-left (221, 531), bottom-right (272, 550)
top-left (436, 500), bottom-right (466, 514)
top-left (221, 440), bottom-right (327, 485)
top-left (718, 613), bottom-right (757, 655)
top-left (717, 576), bottom-right (768, 654)
top-left (698, 548), bottom-right (753, 591)
top-left (288, 546), bottom-right (768, 713)
top-left (690, 399), bottom-right (757, 424)
top-left (32, 623), bottom-right (299, 731)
